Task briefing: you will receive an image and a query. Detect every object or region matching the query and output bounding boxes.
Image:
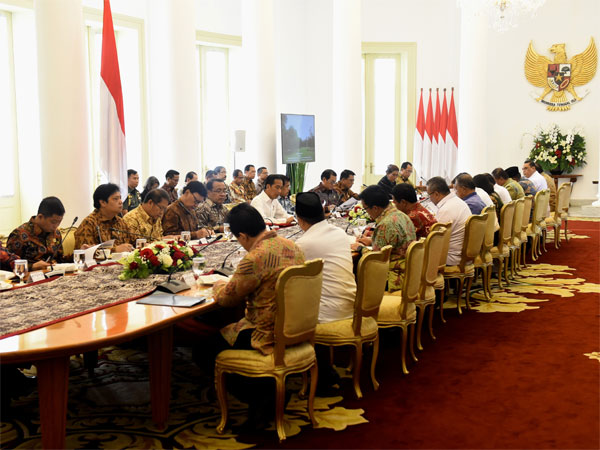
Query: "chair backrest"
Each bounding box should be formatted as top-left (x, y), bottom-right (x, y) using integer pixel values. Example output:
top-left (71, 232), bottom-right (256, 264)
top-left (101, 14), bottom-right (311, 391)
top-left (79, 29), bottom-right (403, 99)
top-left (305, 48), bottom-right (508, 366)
top-left (431, 221), bottom-right (452, 272)
top-left (459, 214), bottom-right (487, 268)
top-left (352, 245), bottom-right (392, 335)
top-left (539, 189), bottom-right (550, 222)
top-left (481, 205), bottom-right (496, 255)
top-left (521, 196), bottom-right (533, 232)
top-left (557, 182), bottom-right (571, 216)
top-left (497, 201), bottom-right (516, 251)
top-left (399, 239), bottom-right (425, 316)
top-left (273, 258), bottom-right (324, 366)
top-left (61, 226), bottom-right (77, 257)
top-left (420, 230), bottom-right (445, 297)
top-left (511, 198), bottom-right (524, 242)
top-left (530, 190), bottom-right (545, 230)
top-left (561, 182), bottom-right (572, 214)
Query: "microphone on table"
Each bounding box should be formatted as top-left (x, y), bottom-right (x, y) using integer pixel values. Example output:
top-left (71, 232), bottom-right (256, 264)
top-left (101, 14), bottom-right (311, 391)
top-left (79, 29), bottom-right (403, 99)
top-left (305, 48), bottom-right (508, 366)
top-left (97, 226), bottom-right (110, 261)
top-left (156, 266), bottom-right (190, 294)
top-left (201, 234), bottom-right (223, 248)
top-left (47, 216), bottom-right (78, 270)
top-left (108, 227), bottom-right (153, 242)
top-left (213, 245), bottom-right (242, 277)
top-left (285, 228), bottom-right (303, 240)
top-left (345, 216), bottom-right (361, 233)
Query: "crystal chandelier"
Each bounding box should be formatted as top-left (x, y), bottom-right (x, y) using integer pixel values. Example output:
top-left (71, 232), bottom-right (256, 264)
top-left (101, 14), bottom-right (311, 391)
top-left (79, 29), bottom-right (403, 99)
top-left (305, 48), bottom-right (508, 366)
top-left (457, 0), bottom-right (546, 32)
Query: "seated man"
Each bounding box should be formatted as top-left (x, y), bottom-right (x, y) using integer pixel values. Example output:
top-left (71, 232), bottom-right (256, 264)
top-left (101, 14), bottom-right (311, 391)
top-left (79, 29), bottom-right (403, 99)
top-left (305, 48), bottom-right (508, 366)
top-left (251, 174), bottom-right (294, 225)
top-left (455, 174), bottom-right (486, 214)
top-left (214, 165), bottom-right (232, 204)
top-left (122, 169), bottom-right (141, 213)
top-left (485, 172), bottom-right (512, 205)
top-left (74, 183), bottom-right (134, 253)
top-left (242, 164), bottom-right (257, 201)
top-left (178, 171), bottom-right (198, 197)
top-left (392, 184), bottom-right (436, 239)
top-left (492, 167), bottom-right (524, 200)
top-left (204, 169), bottom-right (216, 185)
top-left (506, 166), bottom-right (537, 196)
top-left (534, 162), bottom-right (557, 211)
top-left (309, 169), bottom-right (340, 210)
top-left (228, 169), bottom-right (247, 204)
top-left (161, 169), bottom-right (180, 204)
top-left (522, 159), bottom-right (548, 192)
top-left (163, 181), bottom-right (211, 239)
top-left (123, 188), bottom-right (170, 242)
top-left (278, 175), bottom-right (295, 214)
top-left (255, 166), bottom-right (268, 194)
top-left (211, 203), bottom-right (305, 428)
top-left (333, 169), bottom-right (359, 204)
top-left (197, 179), bottom-right (228, 232)
top-left (426, 177), bottom-right (471, 266)
top-left (351, 185), bottom-right (416, 292)
top-left (397, 162), bottom-right (414, 186)
top-left (7, 197), bottom-right (66, 269)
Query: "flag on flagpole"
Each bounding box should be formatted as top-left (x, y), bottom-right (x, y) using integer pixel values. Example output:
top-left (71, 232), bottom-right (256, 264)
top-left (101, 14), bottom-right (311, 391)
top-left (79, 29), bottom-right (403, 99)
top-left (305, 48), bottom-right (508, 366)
top-left (446, 88), bottom-right (458, 182)
top-left (100, 0), bottom-right (127, 193)
top-left (422, 89), bottom-right (434, 181)
top-left (439, 89), bottom-right (449, 180)
top-left (413, 88), bottom-right (425, 181)
top-left (431, 88), bottom-right (441, 178)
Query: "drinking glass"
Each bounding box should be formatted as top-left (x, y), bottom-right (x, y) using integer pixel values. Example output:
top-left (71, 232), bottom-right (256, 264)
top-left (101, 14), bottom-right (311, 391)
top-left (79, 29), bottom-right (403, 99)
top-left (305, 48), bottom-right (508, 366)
top-left (223, 223), bottom-right (231, 240)
top-left (181, 231), bottom-right (191, 244)
top-left (73, 249), bottom-right (86, 273)
top-left (136, 238), bottom-right (147, 250)
top-left (14, 259), bottom-right (28, 286)
top-left (192, 257), bottom-right (206, 287)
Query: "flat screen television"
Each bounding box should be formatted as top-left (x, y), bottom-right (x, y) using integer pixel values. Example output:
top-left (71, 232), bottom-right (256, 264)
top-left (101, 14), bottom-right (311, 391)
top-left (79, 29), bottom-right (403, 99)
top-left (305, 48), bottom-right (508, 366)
top-left (281, 113), bottom-right (315, 164)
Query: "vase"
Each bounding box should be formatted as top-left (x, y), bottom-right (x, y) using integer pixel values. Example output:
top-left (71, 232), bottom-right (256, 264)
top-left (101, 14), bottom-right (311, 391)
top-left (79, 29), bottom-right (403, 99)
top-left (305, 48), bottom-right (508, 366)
top-left (550, 168), bottom-right (564, 175)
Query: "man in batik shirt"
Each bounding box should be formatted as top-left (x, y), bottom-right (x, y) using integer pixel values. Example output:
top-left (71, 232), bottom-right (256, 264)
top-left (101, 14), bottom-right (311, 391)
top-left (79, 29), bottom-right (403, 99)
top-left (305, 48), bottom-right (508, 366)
top-left (161, 169), bottom-right (180, 204)
top-left (351, 185), bottom-right (416, 292)
top-left (197, 179), bottom-right (228, 232)
top-left (392, 184), bottom-right (436, 239)
top-left (506, 166), bottom-right (537, 196)
top-left (7, 197), bottom-right (66, 268)
top-left (163, 182), bottom-right (211, 238)
top-left (123, 189), bottom-right (170, 241)
top-left (228, 169), bottom-right (247, 204)
top-left (492, 168), bottom-right (525, 200)
top-left (242, 165), bottom-right (257, 201)
top-left (333, 169), bottom-right (359, 204)
top-left (396, 162), bottom-right (415, 187)
top-left (309, 169), bottom-right (341, 210)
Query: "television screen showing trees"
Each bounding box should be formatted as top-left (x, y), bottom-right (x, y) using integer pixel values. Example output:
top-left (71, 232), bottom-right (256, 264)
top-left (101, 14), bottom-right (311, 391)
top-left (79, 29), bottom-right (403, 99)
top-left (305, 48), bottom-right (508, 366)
top-left (281, 114), bottom-right (315, 164)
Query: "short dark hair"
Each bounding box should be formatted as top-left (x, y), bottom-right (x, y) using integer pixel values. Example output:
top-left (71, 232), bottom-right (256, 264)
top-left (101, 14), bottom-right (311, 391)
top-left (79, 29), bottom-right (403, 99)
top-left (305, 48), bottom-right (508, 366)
top-left (392, 183), bottom-right (417, 204)
top-left (226, 203), bottom-right (266, 238)
top-left (206, 179), bottom-right (225, 192)
top-left (456, 174), bottom-right (476, 191)
top-left (400, 162), bottom-right (412, 170)
top-left (93, 183), bottom-right (121, 209)
top-left (534, 161), bottom-right (543, 173)
top-left (143, 188), bottom-right (170, 204)
top-left (492, 168), bottom-right (509, 180)
top-left (505, 166), bottom-right (521, 180)
top-left (484, 173), bottom-right (496, 186)
top-left (427, 177), bottom-right (450, 195)
top-left (232, 169), bottom-right (243, 178)
top-left (205, 170), bottom-right (215, 179)
top-left (281, 175), bottom-right (290, 184)
top-left (524, 159), bottom-right (536, 169)
top-left (340, 169), bottom-right (355, 180)
top-left (127, 169), bottom-right (138, 178)
top-left (244, 164), bottom-right (255, 172)
top-left (473, 174), bottom-right (494, 195)
top-left (38, 196), bottom-right (65, 217)
top-left (183, 181), bottom-right (207, 197)
top-left (257, 167), bottom-right (267, 175)
top-left (265, 174), bottom-right (284, 187)
top-left (320, 169), bottom-right (337, 181)
top-left (386, 164), bottom-right (399, 174)
top-left (166, 169), bottom-right (179, 180)
top-left (214, 165), bottom-right (225, 174)
top-left (358, 185), bottom-right (389, 208)
top-left (185, 171), bottom-right (197, 182)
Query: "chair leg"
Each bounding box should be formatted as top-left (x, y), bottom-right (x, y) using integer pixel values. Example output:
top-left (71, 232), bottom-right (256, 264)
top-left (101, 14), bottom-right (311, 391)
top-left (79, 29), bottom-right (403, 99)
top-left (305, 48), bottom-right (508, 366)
top-left (486, 265), bottom-right (494, 299)
top-left (439, 287), bottom-right (446, 323)
top-left (299, 372), bottom-right (308, 399)
top-left (215, 367), bottom-right (228, 435)
top-left (541, 229), bottom-right (547, 252)
top-left (554, 225), bottom-right (560, 249)
top-left (352, 343), bottom-right (364, 399)
top-left (409, 323), bottom-right (418, 363)
top-left (464, 277), bottom-right (474, 311)
top-left (308, 364), bottom-right (318, 427)
top-left (503, 257), bottom-right (510, 285)
top-left (416, 304), bottom-right (425, 351)
top-left (564, 218), bottom-right (570, 242)
top-left (275, 374), bottom-right (287, 442)
top-left (496, 258), bottom-right (504, 289)
top-left (401, 325), bottom-right (409, 375)
top-left (428, 303), bottom-right (436, 340)
top-left (482, 266), bottom-right (491, 301)
top-left (456, 278), bottom-right (464, 315)
top-left (370, 335), bottom-right (380, 391)
top-left (531, 236), bottom-right (538, 261)
top-left (521, 242), bottom-right (527, 267)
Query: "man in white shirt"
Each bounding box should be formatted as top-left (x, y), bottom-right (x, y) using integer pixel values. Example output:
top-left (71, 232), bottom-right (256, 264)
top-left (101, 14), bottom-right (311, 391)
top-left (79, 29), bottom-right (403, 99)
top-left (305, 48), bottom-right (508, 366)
top-left (522, 159), bottom-right (548, 191)
top-left (493, 181), bottom-right (512, 204)
top-left (427, 176), bottom-right (471, 266)
top-left (250, 174), bottom-right (294, 225)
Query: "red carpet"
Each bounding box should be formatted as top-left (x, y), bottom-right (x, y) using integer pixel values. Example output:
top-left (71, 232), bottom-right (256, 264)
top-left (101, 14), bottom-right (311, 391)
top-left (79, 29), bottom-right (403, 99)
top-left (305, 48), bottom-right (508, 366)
top-left (256, 220), bottom-right (600, 449)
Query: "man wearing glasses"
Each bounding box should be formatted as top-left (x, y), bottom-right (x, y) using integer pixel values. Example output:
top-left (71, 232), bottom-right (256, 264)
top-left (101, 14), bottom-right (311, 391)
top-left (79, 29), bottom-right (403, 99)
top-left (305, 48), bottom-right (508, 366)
top-left (197, 179), bottom-right (229, 232)
top-left (163, 181), bottom-right (212, 239)
top-left (123, 189), bottom-right (170, 241)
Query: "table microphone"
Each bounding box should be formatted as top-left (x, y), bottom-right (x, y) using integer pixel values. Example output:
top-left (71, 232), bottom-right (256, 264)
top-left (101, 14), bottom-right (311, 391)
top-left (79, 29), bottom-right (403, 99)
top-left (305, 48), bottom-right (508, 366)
top-left (97, 226), bottom-right (110, 261)
top-left (156, 266), bottom-right (189, 294)
top-left (285, 229), bottom-right (303, 239)
top-left (108, 227), bottom-right (153, 241)
top-left (213, 245), bottom-right (242, 277)
top-left (201, 234), bottom-right (223, 248)
top-left (46, 216), bottom-right (78, 269)
top-left (345, 216), bottom-right (361, 233)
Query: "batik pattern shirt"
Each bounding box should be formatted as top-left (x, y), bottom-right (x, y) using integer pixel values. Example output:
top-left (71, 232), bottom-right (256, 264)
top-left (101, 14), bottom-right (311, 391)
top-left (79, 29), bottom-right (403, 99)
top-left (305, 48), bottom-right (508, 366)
top-left (242, 178), bottom-right (257, 201)
top-left (1, 244), bottom-right (20, 271)
top-left (123, 205), bottom-right (164, 241)
top-left (396, 177), bottom-right (414, 187)
top-left (162, 200), bottom-right (201, 236)
top-left (7, 218), bottom-right (64, 265)
top-left (407, 203), bottom-right (437, 239)
top-left (309, 183), bottom-right (341, 207)
top-left (196, 198), bottom-right (228, 230)
top-left (123, 188), bottom-right (141, 212)
top-left (333, 182), bottom-right (359, 204)
top-left (489, 192), bottom-right (504, 222)
top-left (504, 178), bottom-right (525, 200)
top-left (215, 231), bottom-right (305, 355)
top-left (229, 182), bottom-right (247, 204)
top-left (519, 179), bottom-right (538, 196)
top-left (372, 204), bottom-right (416, 292)
top-left (542, 172), bottom-right (557, 212)
top-left (161, 183), bottom-right (178, 204)
top-left (74, 210), bottom-right (132, 249)
top-left (278, 196), bottom-right (295, 214)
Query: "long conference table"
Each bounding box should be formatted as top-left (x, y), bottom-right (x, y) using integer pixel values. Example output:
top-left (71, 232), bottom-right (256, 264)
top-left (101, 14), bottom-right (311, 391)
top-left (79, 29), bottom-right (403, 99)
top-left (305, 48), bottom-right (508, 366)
top-left (0, 220), bottom-right (362, 449)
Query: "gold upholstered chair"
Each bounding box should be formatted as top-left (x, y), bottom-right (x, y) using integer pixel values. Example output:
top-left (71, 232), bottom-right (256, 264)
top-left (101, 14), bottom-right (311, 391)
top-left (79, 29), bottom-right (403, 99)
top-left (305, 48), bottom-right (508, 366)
top-left (414, 228), bottom-right (447, 351)
top-left (539, 190), bottom-right (551, 254)
top-left (545, 183), bottom-right (571, 249)
top-left (519, 196), bottom-right (533, 268)
top-left (430, 222), bottom-right (452, 323)
top-left (490, 201), bottom-right (516, 288)
top-left (377, 240), bottom-right (424, 375)
top-left (215, 259), bottom-right (324, 442)
top-left (508, 198), bottom-right (525, 279)
top-left (559, 182), bottom-right (573, 242)
top-left (315, 246), bottom-right (391, 399)
top-left (60, 226), bottom-right (77, 259)
top-left (474, 205), bottom-right (496, 300)
top-left (526, 190), bottom-right (546, 261)
top-left (442, 214), bottom-right (487, 314)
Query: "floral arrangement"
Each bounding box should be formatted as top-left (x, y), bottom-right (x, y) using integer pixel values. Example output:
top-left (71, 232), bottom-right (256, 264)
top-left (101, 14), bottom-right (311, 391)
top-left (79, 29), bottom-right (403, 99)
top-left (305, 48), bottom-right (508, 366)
top-left (118, 240), bottom-right (198, 280)
top-left (348, 204), bottom-right (370, 221)
top-left (528, 124), bottom-right (586, 174)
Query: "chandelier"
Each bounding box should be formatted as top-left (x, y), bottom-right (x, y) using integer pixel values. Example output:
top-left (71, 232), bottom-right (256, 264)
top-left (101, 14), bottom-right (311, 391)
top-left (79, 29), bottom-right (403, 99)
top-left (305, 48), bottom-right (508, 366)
top-left (457, 0), bottom-right (546, 32)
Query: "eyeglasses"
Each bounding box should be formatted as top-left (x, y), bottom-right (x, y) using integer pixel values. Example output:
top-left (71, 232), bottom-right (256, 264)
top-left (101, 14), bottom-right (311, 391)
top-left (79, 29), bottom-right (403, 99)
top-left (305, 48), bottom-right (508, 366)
top-left (193, 195), bottom-right (204, 205)
top-left (211, 189), bottom-right (227, 194)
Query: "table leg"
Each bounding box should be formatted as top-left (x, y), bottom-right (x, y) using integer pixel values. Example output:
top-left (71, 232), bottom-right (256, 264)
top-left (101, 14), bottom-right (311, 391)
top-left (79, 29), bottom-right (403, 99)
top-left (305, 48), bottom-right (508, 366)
top-left (36, 356), bottom-right (70, 449)
top-left (148, 326), bottom-right (173, 428)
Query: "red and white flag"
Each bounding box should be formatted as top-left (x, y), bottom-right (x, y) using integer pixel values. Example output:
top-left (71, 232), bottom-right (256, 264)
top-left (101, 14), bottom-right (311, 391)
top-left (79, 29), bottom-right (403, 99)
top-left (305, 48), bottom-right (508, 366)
top-left (439, 89), bottom-right (449, 180)
top-left (431, 88), bottom-right (441, 178)
top-left (445, 88), bottom-right (458, 181)
top-left (413, 89), bottom-right (425, 180)
top-left (100, 0), bottom-right (127, 193)
top-left (422, 89), bottom-right (434, 181)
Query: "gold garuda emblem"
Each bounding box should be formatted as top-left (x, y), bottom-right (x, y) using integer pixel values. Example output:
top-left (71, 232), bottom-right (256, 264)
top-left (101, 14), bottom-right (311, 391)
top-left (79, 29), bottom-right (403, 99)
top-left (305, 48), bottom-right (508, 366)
top-left (525, 38), bottom-right (597, 111)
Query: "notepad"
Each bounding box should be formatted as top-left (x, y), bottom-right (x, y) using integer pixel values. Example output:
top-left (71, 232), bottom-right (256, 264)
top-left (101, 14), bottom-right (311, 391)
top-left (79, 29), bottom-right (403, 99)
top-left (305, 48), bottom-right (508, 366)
top-left (136, 292), bottom-right (207, 308)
